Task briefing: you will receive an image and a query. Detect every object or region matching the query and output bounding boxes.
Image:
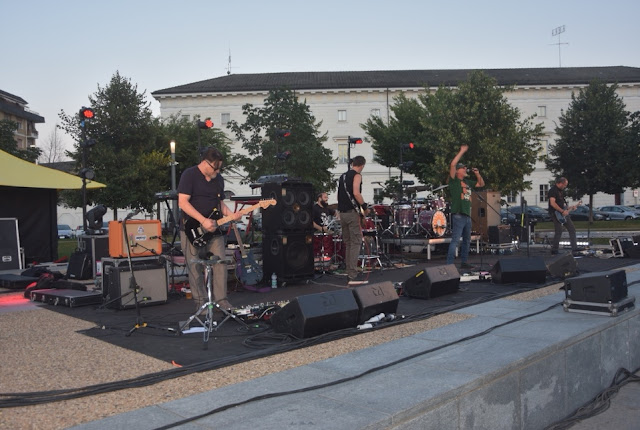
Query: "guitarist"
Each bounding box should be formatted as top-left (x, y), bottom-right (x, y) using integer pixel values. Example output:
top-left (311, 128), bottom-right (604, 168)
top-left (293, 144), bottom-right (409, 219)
top-left (178, 147), bottom-right (241, 313)
top-left (338, 155), bottom-right (367, 285)
top-left (548, 176), bottom-right (579, 255)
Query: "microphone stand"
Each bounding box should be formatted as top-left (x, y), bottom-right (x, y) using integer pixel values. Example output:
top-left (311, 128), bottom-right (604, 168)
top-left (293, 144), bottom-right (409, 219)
top-left (520, 198), bottom-right (531, 258)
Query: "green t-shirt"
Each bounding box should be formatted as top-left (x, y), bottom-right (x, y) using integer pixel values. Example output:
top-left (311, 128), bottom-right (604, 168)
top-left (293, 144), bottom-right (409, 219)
top-left (449, 176), bottom-right (477, 216)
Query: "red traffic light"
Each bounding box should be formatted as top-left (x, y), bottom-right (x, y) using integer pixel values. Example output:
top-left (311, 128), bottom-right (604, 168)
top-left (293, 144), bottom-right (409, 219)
top-left (79, 107), bottom-right (95, 120)
top-left (198, 118), bottom-right (214, 129)
top-left (348, 137), bottom-right (363, 144)
top-left (276, 129), bottom-right (291, 138)
top-left (402, 142), bottom-right (415, 150)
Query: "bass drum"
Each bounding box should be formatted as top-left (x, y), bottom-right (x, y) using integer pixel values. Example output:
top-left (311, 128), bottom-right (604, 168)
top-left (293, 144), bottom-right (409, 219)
top-left (418, 210), bottom-right (447, 237)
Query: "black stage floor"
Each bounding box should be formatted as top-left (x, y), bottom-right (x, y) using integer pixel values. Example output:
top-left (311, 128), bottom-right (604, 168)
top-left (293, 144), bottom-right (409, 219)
top-left (30, 248), bottom-right (639, 367)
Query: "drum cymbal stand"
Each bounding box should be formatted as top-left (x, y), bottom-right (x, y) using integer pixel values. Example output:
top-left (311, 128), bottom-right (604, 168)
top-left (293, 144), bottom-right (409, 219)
top-left (178, 256), bottom-right (248, 350)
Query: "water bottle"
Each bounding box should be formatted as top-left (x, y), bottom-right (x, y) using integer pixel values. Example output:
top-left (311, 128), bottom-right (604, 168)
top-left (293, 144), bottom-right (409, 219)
top-left (271, 272), bottom-right (277, 289)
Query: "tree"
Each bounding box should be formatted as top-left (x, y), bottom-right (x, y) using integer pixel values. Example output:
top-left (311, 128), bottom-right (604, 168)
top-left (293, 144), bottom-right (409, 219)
top-left (363, 71), bottom-right (544, 197)
top-left (227, 88), bottom-right (336, 193)
top-left (546, 79), bottom-right (640, 212)
top-left (0, 119), bottom-right (41, 162)
top-left (38, 125), bottom-right (66, 163)
top-left (59, 71), bottom-right (168, 215)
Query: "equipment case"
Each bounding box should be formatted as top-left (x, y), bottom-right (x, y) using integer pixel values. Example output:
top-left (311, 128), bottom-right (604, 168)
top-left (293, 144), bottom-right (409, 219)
top-left (30, 289), bottom-right (103, 308)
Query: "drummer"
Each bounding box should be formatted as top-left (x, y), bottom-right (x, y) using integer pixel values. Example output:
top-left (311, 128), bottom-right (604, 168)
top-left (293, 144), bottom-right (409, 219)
top-left (313, 192), bottom-right (338, 233)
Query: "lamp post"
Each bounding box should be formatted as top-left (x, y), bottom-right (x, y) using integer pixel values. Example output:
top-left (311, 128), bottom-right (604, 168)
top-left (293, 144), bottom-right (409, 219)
top-left (169, 140), bottom-right (178, 226)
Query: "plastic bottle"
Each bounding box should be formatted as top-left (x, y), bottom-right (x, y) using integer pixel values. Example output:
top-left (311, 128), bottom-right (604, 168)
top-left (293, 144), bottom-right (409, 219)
top-left (271, 272), bottom-right (277, 289)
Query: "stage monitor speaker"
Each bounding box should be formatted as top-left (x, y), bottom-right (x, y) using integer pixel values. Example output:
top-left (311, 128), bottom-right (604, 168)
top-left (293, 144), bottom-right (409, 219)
top-left (270, 289), bottom-right (359, 338)
top-left (403, 264), bottom-right (460, 299)
top-left (262, 232), bottom-right (314, 282)
top-left (490, 257), bottom-right (547, 284)
top-left (565, 269), bottom-right (627, 303)
top-left (261, 182), bottom-right (313, 234)
top-left (471, 190), bottom-right (501, 242)
top-left (488, 224), bottom-right (512, 244)
top-left (0, 218), bottom-right (22, 270)
top-left (352, 281), bottom-right (399, 323)
top-left (108, 220), bottom-right (162, 258)
top-left (547, 252), bottom-right (578, 279)
top-left (102, 258), bottom-right (168, 309)
top-left (66, 251), bottom-right (92, 280)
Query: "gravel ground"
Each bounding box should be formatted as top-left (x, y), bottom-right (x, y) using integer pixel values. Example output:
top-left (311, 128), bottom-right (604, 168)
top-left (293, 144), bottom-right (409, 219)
top-left (0, 282), bottom-right (564, 430)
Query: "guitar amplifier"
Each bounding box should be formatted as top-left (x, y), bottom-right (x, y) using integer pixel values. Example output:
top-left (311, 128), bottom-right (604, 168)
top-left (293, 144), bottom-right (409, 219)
top-left (108, 220), bottom-right (162, 258)
top-left (101, 257), bottom-right (167, 309)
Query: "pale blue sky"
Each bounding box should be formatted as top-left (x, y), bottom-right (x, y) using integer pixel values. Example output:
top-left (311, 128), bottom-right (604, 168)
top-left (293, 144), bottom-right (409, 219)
top-left (2, 0), bottom-right (639, 151)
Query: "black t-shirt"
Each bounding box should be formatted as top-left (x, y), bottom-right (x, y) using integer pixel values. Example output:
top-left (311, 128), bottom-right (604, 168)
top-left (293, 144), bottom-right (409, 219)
top-left (547, 185), bottom-right (565, 213)
top-left (313, 203), bottom-right (336, 227)
top-left (338, 169), bottom-right (360, 212)
top-left (177, 166), bottom-right (225, 227)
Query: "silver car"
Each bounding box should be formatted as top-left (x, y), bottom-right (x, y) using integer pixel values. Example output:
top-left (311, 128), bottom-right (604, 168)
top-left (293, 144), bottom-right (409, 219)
top-left (597, 205), bottom-right (640, 220)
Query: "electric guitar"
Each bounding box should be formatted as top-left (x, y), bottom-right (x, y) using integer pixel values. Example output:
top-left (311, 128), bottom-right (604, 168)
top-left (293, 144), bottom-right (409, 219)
top-left (231, 223), bottom-right (263, 288)
top-left (555, 201), bottom-right (582, 224)
top-left (184, 199), bottom-right (276, 248)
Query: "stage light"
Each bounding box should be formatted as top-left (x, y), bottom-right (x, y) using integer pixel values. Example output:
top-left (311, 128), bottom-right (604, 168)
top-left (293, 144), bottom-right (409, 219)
top-left (79, 168), bottom-right (95, 180)
top-left (197, 118), bottom-right (214, 129)
top-left (86, 205), bottom-right (107, 231)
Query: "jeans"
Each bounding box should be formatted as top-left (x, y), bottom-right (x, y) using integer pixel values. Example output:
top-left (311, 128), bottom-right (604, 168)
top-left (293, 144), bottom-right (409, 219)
top-left (447, 213), bottom-right (471, 265)
top-left (551, 213), bottom-right (578, 251)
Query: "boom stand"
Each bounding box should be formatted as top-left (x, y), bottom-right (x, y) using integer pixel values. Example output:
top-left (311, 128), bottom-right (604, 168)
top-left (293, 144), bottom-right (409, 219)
top-left (178, 256), bottom-right (248, 350)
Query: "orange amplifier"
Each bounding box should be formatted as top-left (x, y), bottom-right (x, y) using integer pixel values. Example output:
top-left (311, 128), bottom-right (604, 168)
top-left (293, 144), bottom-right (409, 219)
top-left (108, 220), bottom-right (162, 258)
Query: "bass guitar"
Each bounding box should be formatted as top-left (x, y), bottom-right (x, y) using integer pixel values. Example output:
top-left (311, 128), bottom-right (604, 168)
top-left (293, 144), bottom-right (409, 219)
top-left (184, 199), bottom-right (276, 248)
top-left (231, 223), bottom-right (266, 290)
top-left (555, 201), bottom-right (582, 224)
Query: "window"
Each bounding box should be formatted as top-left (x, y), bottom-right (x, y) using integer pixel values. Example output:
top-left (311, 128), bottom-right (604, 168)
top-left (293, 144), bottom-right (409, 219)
top-left (506, 191), bottom-right (517, 204)
top-left (16, 120), bottom-right (23, 130)
top-left (540, 139), bottom-right (548, 155)
top-left (538, 106), bottom-right (546, 117)
top-left (373, 188), bottom-right (384, 204)
top-left (539, 184), bottom-right (549, 202)
top-left (181, 114), bottom-right (190, 121)
top-left (221, 113), bottom-right (230, 125)
top-left (338, 144), bottom-right (349, 164)
top-left (371, 108), bottom-right (381, 118)
top-left (338, 110), bottom-right (347, 122)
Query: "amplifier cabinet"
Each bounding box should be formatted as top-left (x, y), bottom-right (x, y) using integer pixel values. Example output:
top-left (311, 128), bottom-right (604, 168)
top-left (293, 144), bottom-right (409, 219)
top-left (108, 220), bottom-right (162, 258)
top-left (102, 257), bottom-right (167, 309)
top-left (78, 234), bottom-right (109, 278)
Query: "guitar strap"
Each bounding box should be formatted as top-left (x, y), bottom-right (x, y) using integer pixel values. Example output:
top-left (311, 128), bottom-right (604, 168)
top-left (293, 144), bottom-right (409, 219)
top-left (341, 171), bottom-right (361, 214)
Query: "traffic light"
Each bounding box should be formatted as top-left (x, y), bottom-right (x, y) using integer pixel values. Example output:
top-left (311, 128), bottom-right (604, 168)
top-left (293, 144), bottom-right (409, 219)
top-left (79, 107), bottom-right (94, 128)
top-left (197, 118), bottom-right (214, 129)
top-left (276, 129), bottom-right (291, 138)
top-left (402, 142), bottom-right (415, 151)
top-left (399, 161), bottom-right (414, 170)
top-left (348, 137), bottom-right (363, 145)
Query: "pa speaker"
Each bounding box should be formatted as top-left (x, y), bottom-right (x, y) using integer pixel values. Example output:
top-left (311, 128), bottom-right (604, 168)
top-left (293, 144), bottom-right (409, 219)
top-left (471, 190), bottom-right (501, 242)
top-left (547, 252), bottom-right (578, 279)
top-left (565, 269), bottom-right (627, 303)
top-left (490, 257), bottom-right (547, 284)
top-left (270, 289), bottom-right (359, 338)
top-left (102, 258), bottom-right (168, 309)
top-left (403, 264), bottom-right (460, 299)
top-left (352, 281), bottom-right (399, 323)
top-left (66, 251), bottom-right (92, 280)
top-left (488, 225), bottom-right (512, 244)
top-left (262, 232), bottom-right (314, 282)
top-left (261, 182), bottom-right (313, 234)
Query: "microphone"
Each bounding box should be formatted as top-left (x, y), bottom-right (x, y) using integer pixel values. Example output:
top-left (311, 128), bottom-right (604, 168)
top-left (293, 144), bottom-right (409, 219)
top-left (125, 209), bottom-right (141, 220)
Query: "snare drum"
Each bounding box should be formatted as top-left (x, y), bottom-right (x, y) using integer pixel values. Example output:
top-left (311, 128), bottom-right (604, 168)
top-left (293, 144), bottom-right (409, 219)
top-left (418, 210), bottom-right (447, 237)
top-left (395, 204), bottom-right (414, 227)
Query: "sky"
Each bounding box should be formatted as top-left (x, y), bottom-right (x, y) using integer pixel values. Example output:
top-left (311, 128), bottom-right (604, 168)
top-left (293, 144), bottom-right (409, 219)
top-left (2, 0), bottom-right (640, 154)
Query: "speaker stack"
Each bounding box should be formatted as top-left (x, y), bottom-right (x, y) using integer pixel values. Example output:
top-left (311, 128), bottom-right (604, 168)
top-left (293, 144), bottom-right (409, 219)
top-left (0, 218), bottom-right (22, 271)
top-left (261, 182), bottom-right (314, 283)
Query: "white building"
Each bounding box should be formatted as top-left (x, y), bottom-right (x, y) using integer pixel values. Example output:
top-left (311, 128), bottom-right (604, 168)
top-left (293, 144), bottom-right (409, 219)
top-left (152, 67), bottom-right (640, 209)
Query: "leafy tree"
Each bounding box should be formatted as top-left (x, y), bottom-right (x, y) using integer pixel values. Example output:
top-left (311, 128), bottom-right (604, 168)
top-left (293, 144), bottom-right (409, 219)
top-left (0, 119), bottom-right (41, 162)
top-left (227, 88), bottom-right (336, 192)
top-left (363, 71), bottom-right (544, 197)
top-left (546, 80), bottom-right (640, 211)
top-left (59, 71), bottom-right (168, 215)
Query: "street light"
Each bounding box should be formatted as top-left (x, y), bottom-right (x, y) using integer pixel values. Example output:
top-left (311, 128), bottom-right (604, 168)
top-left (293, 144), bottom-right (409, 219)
top-left (347, 136), bottom-right (363, 166)
top-left (169, 140), bottom-right (178, 227)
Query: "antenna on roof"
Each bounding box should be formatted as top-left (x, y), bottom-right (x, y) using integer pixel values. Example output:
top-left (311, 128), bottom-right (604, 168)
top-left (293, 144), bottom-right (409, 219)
top-left (551, 25), bottom-right (568, 67)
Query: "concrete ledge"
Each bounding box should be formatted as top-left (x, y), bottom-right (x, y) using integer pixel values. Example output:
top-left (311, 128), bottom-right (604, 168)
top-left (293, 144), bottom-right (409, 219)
top-left (70, 265), bottom-right (640, 430)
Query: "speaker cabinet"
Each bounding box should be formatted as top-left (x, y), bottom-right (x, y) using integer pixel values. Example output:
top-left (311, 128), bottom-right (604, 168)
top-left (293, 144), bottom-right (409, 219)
top-left (262, 232), bottom-right (314, 282)
top-left (78, 234), bottom-right (109, 278)
top-left (352, 281), bottom-right (399, 323)
top-left (108, 220), bottom-right (162, 258)
top-left (0, 218), bottom-right (22, 270)
top-left (490, 257), bottom-right (547, 284)
top-left (565, 270), bottom-right (627, 303)
top-left (67, 251), bottom-right (92, 280)
top-left (471, 190), bottom-right (501, 241)
top-left (547, 252), bottom-right (577, 279)
top-left (102, 257), bottom-right (167, 309)
top-left (261, 182), bottom-right (313, 234)
top-left (403, 264), bottom-right (460, 299)
top-left (270, 289), bottom-right (359, 338)
top-left (488, 224), bottom-right (512, 244)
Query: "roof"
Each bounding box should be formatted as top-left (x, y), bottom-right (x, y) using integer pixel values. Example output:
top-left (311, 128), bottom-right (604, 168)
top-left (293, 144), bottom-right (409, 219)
top-left (0, 150), bottom-right (106, 190)
top-left (0, 99), bottom-right (45, 123)
top-left (152, 66), bottom-right (640, 96)
top-left (0, 89), bottom-right (28, 105)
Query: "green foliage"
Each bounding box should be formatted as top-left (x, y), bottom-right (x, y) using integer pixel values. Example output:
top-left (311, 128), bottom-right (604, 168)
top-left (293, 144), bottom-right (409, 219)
top-left (59, 71), bottom-right (169, 212)
top-left (547, 80), bottom-right (640, 200)
top-left (0, 119), bottom-right (42, 162)
top-left (362, 71), bottom-right (544, 196)
top-left (227, 88), bottom-right (336, 192)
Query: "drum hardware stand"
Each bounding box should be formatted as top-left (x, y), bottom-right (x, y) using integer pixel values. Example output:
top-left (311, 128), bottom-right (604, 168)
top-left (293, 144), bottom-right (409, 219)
top-left (358, 229), bottom-right (383, 271)
top-left (177, 256), bottom-right (248, 350)
top-left (315, 231), bottom-right (332, 276)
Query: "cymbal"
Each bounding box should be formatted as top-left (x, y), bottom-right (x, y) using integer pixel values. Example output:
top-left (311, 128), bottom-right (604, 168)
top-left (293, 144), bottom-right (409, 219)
top-left (432, 184), bottom-right (448, 192)
top-left (406, 185), bottom-right (430, 193)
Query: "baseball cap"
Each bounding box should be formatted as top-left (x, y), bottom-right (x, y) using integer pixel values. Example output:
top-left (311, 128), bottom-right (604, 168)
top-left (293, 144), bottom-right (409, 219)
top-left (455, 163), bottom-right (466, 170)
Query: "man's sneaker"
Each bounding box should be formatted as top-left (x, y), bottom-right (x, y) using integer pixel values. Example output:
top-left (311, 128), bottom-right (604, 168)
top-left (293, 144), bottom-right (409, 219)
top-left (347, 274), bottom-right (369, 286)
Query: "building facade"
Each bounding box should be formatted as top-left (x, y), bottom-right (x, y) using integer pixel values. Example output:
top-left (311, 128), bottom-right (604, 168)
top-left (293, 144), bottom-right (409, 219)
top-left (152, 67), bottom-right (640, 209)
top-left (0, 89), bottom-right (44, 150)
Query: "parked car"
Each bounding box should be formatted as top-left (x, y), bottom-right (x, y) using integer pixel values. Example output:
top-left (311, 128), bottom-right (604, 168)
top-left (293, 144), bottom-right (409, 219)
top-left (569, 206), bottom-right (608, 221)
top-left (506, 205), bottom-right (551, 222)
top-left (597, 205), bottom-right (640, 220)
top-left (57, 224), bottom-right (74, 239)
top-left (500, 209), bottom-right (517, 224)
